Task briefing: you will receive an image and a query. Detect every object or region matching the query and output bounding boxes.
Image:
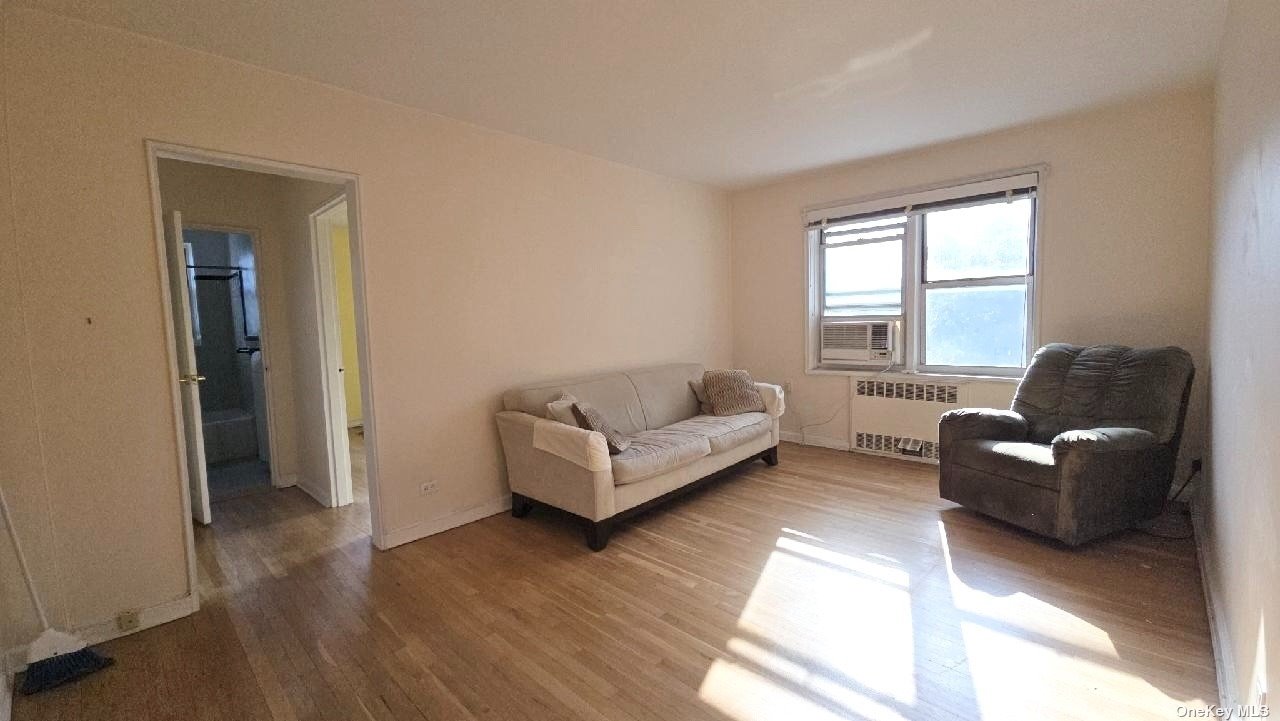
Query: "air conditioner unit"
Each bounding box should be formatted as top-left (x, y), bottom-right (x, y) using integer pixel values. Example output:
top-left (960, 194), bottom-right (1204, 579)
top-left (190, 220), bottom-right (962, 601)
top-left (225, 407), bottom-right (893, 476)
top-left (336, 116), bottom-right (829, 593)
top-left (821, 319), bottom-right (897, 364)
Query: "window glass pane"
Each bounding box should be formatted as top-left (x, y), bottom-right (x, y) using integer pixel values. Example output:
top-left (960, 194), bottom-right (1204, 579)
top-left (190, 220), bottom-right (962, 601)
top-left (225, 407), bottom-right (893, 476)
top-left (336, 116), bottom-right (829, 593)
top-left (823, 240), bottom-right (902, 316)
top-left (924, 284), bottom-right (1026, 367)
top-left (924, 198), bottom-right (1031, 281)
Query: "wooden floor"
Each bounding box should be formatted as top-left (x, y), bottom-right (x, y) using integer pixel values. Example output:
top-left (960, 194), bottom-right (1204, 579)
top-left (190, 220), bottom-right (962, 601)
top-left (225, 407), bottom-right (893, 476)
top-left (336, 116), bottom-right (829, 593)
top-left (14, 442), bottom-right (1218, 721)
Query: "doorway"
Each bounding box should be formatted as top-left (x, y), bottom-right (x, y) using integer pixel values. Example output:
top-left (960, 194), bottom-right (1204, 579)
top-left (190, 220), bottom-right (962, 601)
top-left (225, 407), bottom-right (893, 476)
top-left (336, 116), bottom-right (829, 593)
top-left (184, 227), bottom-right (274, 504)
top-left (147, 143), bottom-right (384, 562)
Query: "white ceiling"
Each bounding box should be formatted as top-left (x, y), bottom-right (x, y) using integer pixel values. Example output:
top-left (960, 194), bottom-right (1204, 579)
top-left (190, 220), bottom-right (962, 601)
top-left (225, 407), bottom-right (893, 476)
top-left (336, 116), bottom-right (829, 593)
top-left (21, 0), bottom-right (1227, 188)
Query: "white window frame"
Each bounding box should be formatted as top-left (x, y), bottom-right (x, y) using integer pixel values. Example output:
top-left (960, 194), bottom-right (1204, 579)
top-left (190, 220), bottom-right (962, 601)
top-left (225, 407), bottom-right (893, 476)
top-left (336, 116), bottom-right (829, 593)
top-left (806, 167), bottom-right (1044, 379)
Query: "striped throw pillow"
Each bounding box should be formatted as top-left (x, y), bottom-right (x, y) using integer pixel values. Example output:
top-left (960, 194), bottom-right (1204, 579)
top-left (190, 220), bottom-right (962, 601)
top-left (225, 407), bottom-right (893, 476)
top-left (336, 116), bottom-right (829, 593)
top-left (570, 401), bottom-right (631, 454)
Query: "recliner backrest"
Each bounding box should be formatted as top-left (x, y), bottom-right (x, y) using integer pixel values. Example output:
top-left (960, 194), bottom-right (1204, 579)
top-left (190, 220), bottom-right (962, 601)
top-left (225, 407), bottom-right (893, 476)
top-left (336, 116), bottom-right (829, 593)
top-left (1011, 344), bottom-right (1195, 445)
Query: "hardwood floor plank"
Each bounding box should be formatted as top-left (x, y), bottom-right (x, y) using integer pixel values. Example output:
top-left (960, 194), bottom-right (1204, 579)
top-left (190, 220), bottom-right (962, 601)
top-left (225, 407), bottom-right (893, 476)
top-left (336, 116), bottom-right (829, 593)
top-left (13, 440), bottom-right (1218, 721)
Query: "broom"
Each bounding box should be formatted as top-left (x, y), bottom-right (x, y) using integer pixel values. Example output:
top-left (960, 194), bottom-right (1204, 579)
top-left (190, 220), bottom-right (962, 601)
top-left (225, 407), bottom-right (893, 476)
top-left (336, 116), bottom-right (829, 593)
top-left (0, 483), bottom-right (113, 694)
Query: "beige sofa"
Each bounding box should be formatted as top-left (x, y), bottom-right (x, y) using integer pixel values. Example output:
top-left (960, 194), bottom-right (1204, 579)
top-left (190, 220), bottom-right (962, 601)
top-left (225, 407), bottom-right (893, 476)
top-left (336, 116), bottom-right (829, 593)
top-left (497, 363), bottom-right (784, 550)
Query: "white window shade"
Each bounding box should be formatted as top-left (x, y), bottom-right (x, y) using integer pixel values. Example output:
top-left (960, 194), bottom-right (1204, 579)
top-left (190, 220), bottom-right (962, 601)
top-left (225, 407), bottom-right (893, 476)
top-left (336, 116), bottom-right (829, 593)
top-left (805, 172), bottom-right (1039, 227)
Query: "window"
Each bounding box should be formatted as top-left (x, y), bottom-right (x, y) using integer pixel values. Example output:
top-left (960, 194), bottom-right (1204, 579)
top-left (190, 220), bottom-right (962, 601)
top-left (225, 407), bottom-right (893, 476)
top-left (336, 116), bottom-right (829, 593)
top-left (808, 171), bottom-right (1039, 376)
top-left (184, 242), bottom-right (202, 346)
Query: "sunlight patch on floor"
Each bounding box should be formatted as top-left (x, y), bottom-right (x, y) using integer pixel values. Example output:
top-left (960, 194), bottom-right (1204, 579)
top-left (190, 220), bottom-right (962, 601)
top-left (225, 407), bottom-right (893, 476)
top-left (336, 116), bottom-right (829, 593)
top-left (700, 657), bottom-right (912, 721)
top-left (936, 521), bottom-right (1119, 659)
top-left (701, 535), bottom-right (918, 720)
top-left (936, 521), bottom-right (1211, 719)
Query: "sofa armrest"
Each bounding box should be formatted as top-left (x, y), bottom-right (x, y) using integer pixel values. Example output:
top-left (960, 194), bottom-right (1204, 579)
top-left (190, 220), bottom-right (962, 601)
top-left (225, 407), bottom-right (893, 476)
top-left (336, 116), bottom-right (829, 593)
top-left (939, 408), bottom-right (1028, 444)
top-left (496, 411), bottom-right (616, 521)
top-left (1051, 427), bottom-right (1159, 454)
top-left (755, 382), bottom-right (786, 418)
top-left (531, 417), bottom-right (611, 472)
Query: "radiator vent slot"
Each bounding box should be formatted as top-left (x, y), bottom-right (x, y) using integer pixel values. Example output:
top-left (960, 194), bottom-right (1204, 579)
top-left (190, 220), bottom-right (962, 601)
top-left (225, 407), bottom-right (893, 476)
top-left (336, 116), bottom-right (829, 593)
top-left (855, 380), bottom-right (958, 404)
top-left (854, 432), bottom-right (939, 461)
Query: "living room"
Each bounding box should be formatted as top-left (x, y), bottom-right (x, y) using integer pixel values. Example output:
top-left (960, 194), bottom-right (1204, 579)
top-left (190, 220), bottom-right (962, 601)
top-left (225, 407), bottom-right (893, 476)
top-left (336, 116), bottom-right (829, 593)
top-left (0, 2), bottom-right (1274, 720)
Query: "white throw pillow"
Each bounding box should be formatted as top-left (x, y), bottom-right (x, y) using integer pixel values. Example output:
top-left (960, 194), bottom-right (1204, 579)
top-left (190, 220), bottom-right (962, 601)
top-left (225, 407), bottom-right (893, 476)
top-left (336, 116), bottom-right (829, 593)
top-left (545, 393), bottom-right (579, 426)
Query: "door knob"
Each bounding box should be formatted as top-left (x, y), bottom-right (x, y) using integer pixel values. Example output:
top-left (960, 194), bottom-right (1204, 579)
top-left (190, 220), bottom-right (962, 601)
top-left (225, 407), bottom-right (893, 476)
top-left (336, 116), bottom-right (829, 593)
top-left (178, 374), bottom-right (207, 384)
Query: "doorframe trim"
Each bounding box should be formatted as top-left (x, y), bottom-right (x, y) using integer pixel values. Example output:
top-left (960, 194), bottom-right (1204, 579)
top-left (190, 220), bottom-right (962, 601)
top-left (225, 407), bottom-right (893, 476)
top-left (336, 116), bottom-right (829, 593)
top-left (180, 222), bottom-right (285, 488)
top-left (145, 142), bottom-right (389, 612)
top-left (145, 145), bottom-right (201, 604)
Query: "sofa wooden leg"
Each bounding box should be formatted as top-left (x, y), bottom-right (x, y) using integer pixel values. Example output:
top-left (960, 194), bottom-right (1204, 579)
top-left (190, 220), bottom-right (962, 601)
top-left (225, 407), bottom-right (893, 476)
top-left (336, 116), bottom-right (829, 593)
top-left (585, 519), bottom-right (613, 551)
top-left (761, 445), bottom-right (779, 467)
top-left (511, 493), bottom-right (533, 518)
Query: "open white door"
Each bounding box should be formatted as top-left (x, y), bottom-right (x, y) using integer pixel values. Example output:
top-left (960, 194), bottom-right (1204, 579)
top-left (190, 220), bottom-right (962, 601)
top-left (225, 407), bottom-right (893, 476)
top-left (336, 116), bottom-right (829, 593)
top-left (164, 210), bottom-right (213, 525)
top-left (310, 198), bottom-right (354, 507)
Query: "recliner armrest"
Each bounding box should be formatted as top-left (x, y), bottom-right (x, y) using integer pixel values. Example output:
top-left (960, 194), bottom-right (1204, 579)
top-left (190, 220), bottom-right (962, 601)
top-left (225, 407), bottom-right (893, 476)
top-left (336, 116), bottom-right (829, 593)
top-left (939, 408), bottom-right (1028, 444)
top-left (1051, 427), bottom-right (1159, 454)
top-left (755, 382), bottom-right (786, 418)
top-left (1050, 426), bottom-right (1172, 545)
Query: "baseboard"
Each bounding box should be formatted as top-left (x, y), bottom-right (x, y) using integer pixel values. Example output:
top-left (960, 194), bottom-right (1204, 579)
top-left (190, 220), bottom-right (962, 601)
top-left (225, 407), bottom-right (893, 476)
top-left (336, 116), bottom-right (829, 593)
top-left (380, 495), bottom-right (511, 549)
top-left (272, 473), bottom-right (298, 489)
top-left (1191, 496), bottom-right (1237, 708)
top-left (296, 477), bottom-right (332, 507)
top-left (780, 430), bottom-right (850, 451)
top-left (4, 593), bottom-right (198, 674)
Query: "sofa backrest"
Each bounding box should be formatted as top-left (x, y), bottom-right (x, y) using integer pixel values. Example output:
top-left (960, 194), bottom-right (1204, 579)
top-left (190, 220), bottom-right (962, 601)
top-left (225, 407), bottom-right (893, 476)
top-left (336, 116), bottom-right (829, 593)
top-left (1011, 343), bottom-right (1195, 445)
top-left (502, 363), bottom-right (705, 433)
top-left (625, 363), bottom-right (704, 429)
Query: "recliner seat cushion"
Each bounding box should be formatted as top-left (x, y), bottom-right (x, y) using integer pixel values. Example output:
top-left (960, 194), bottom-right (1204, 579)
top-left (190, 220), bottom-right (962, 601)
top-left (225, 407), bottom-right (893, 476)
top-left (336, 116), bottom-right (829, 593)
top-left (948, 439), bottom-right (1059, 491)
top-left (662, 413), bottom-right (772, 453)
top-left (610, 429), bottom-right (711, 485)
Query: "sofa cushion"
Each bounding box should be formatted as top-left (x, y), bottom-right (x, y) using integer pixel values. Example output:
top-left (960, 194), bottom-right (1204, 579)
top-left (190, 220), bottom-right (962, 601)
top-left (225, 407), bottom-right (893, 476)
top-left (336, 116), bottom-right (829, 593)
top-left (625, 363), bottom-right (704, 429)
top-left (571, 402), bottom-right (631, 454)
top-left (663, 413), bottom-right (772, 453)
top-left (948, 439), bottom-right (1059, 491)
top-left (504, 373), bottom-right (647, 435)
top-left (702, 369), bottom-right (766, 416)
top-left (611, 429), bottom-right (711, 485)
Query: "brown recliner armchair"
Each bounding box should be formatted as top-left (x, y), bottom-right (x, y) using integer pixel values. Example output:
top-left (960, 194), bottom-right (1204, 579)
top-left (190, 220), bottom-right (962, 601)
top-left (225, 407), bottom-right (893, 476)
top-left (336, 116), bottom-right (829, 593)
top-left (938, 343), bottom-right (1195, 545)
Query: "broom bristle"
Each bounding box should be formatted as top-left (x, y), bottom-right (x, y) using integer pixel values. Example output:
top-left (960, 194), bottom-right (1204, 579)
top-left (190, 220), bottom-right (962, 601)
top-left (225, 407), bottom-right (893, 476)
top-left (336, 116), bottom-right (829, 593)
top-left (19, 647), bottom-right (114, 695)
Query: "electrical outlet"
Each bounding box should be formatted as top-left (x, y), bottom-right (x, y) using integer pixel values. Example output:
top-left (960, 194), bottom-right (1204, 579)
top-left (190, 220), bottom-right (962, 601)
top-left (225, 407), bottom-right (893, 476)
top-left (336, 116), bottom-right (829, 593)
top-left (116, 609), bottom-right (140, 632)
top-left (782, 381), bottom-right (793, 394)
top-left (419, 481), bottom-right (438, 496)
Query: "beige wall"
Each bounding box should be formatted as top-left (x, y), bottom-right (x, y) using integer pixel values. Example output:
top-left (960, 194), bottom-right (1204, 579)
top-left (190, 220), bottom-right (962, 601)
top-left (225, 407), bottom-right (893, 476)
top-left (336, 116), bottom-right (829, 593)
top-left (1205, 0), bottom-right (1280, 707)
top-left (279, 181), bottom-right (351, 506)
top-left (331, 224), bottom-right (363, 426)
top-left (1, 9), bottom-right (66, 650)
top-left (0, 6), bottom-right (731, 637)
top-left (730, 87), bottom-right (1213, 470)
top-left (157, 160), bottom-right (342, 493)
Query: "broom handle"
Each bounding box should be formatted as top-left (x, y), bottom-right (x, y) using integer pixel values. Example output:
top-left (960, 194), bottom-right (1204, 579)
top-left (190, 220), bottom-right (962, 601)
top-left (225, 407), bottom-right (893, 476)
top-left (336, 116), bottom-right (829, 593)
top-left (0, 482), bottom-right (51, 629)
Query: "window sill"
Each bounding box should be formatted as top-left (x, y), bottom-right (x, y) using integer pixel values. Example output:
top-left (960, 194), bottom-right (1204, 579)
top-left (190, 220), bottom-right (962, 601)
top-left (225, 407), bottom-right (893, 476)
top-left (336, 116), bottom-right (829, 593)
top-left (806, 366), bottom-right (1022, 384)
